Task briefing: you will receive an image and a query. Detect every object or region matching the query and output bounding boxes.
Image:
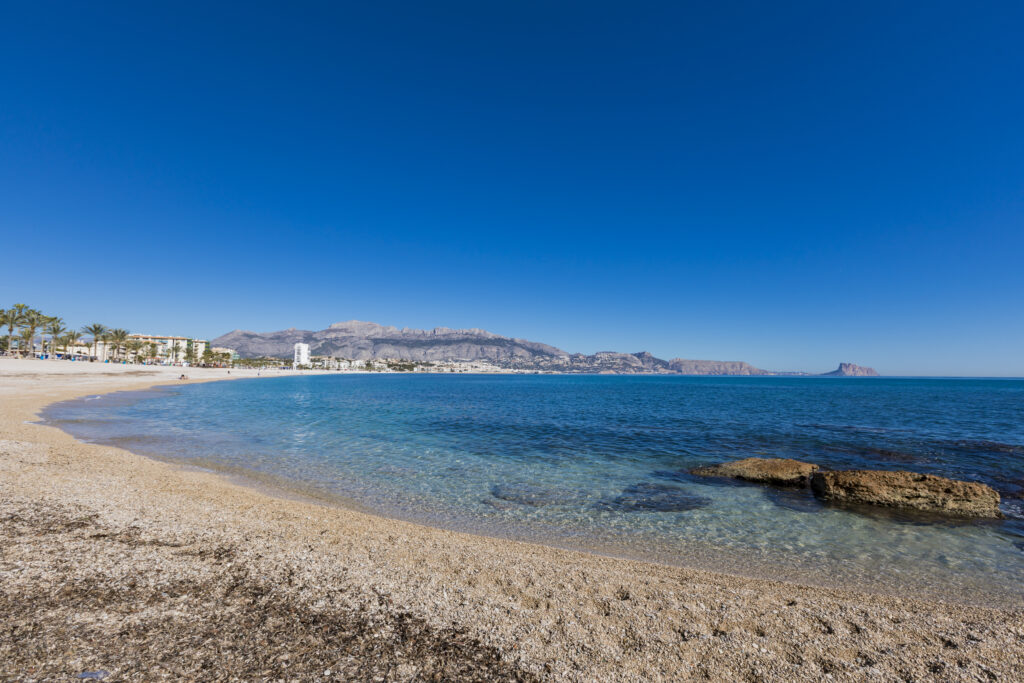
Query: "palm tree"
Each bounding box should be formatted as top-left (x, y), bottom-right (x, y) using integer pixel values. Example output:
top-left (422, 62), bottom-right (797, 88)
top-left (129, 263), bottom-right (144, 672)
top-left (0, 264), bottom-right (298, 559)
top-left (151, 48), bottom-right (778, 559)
top-left (147, 342), bottom-right (158, 364)
top-left (126, 339), bottom-right (144, 364)
top-left (0, 309), bottom-right (15, 355)
top-left (5, 304), bottom-right (29, 355)
top-left (169, 340), bottom-right (182, 364)
top-left (63, 330), bottom-right (82, 357)
top-left (21, 309), bottom-right (46, 359)
top-left (46, 317), bottom-right (66, 359)
top-left (108, 328), bottom-right (129, 362)
top-left (99, 332), bottom-right (112, 361)
top-left (19, 328), bottom-right (35, 357)
top-left (82, 323), bottom-right (107, 361)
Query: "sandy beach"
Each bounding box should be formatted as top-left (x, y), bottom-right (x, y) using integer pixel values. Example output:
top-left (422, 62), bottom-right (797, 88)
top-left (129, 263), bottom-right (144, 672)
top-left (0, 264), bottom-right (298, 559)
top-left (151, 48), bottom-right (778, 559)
top-left (1, 359), bottom-right (1022, 681)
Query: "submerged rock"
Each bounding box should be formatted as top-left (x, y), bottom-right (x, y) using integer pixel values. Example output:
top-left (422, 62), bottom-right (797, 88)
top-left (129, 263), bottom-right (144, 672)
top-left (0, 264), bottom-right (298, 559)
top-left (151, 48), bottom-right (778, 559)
top-left (824, 444), bottom-right (925, 465)
top-left (690, 457), bottom-right (819, 487)
top-left (764, 487), bottom-right (825, 514)
top-left (949, 439), bottom-right (1024, 455)
top-left (651, 469), bottom-right (745, 488)
top-left (490, 483), bottom-right (573, 507)
top-left (595, 483), bottom-right (711, 513)
top-left (810, 470), bottom-right (1002, 518)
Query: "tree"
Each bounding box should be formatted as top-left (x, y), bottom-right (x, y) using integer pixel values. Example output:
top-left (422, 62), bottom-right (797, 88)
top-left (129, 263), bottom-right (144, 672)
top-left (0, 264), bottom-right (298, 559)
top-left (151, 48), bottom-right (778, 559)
top-left (1, 309), bottom-right (16, 355)
top-left (184, 339), bottom-right (196, 366)
top-left (0, 309), bottom-right (13, 354)
top-left (108, 329), bottom-right (129, 362)
top-left (126, 339), bottom-right (144, 363)
top-left (82, 323), bottom-right (107, 361)
top-left (147, 342), bottom-right (158, 363)
top-left (169, 340), bottom-right (182, 364)
top-left (46, 317), bottom-right (66, 359)
top-left (99, 332), bottom-right (112, 361)
top-left (21, 309), bottom-right (46, 359)
top-left (63, 330), bottom-right (82, 357)
top-left (4, 304), bottom-right (29, 356)
top-left (19, 328), bottom-right (34, 356)
top-left (202, 347), bottom-right (214, 366)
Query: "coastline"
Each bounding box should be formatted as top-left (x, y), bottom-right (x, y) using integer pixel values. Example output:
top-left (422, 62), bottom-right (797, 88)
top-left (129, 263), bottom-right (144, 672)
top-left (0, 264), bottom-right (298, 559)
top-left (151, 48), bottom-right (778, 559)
top-left (2, 360), bottom-right (1023, 680)
top-left (38, 376), bottom-right (1024, 610)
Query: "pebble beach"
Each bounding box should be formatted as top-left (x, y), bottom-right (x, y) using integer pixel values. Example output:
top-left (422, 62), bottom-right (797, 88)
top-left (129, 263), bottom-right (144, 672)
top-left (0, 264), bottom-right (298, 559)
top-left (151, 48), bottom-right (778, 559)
top-left (2, 359), bottom-right (1023, 681)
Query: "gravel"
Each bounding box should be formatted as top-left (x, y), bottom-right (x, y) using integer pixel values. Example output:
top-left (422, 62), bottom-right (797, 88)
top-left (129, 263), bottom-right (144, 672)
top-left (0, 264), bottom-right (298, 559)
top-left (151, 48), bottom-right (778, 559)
top-left (1, 361), bottom-right (1022, 681)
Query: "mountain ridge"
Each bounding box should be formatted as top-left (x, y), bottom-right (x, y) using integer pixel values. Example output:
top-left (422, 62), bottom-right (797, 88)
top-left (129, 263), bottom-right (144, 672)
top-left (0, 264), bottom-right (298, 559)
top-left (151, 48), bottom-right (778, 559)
top-left (211, 321), bottom-right (878, 376)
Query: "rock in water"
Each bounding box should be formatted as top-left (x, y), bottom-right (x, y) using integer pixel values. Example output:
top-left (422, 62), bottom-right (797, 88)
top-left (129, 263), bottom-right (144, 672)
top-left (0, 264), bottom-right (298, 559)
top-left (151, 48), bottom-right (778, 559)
top-left (810, 470), bottom-right (1002, 518)
top-left (690, 457), bottom-right (819, 487)
top-left (764, 487), bottom-right (826, 514)
top-left (820, 363), bottom-right (879, 377)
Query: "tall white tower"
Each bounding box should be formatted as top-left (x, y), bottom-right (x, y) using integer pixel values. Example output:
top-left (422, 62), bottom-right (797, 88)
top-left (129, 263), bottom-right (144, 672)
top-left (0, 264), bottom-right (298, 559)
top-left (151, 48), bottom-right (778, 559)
top-left (293, 343), bottom-right (310, 368)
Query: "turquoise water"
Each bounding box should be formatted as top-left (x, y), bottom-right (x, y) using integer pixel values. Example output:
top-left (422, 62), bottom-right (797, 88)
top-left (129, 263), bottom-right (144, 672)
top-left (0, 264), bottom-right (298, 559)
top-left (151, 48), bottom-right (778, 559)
top-left (43, 374), bottom-right (1024, 605)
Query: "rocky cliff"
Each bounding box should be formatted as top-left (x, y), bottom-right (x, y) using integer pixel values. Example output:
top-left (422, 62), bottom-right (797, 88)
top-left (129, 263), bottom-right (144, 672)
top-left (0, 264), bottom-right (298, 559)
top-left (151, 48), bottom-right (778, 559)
top-left (820, 363), bottom-right (880, 377)
top-left (667, 359), bottom-right (770, 375)
top-left (212, 321), bottom-right (877, 376)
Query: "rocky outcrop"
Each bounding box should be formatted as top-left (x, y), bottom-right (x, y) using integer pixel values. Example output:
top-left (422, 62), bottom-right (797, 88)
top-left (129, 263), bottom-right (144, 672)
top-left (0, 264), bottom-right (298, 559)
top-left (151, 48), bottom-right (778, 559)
top-left (690, 457), bottom-right (819, 486)
top-left (810, 470), bottom-right (1002, 518)
top-left (820, 363), bottom-right (879, 377)
top-left (668, 359), bottom-right (770, 375)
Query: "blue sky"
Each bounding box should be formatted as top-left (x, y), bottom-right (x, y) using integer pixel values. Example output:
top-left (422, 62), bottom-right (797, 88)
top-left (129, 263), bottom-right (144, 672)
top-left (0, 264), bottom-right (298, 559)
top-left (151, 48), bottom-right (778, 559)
top-left (2, 2), bottom-right (1022, 376)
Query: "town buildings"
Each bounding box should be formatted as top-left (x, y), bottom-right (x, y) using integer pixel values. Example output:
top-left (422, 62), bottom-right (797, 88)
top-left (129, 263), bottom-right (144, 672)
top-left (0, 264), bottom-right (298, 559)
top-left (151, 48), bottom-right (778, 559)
top-left (62, 334), bottom-right (209, 364)
top-left (127, 334), bottom-right (208, 364)
top-left (211, 346), bottom-right (240, 362)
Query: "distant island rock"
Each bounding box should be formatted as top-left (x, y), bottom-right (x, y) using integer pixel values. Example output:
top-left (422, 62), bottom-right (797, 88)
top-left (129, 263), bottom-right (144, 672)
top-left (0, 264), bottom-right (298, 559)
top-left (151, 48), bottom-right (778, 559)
top-left (212, 321), bottom-right (878, 376)
top-left (820, 363), bottom-right (880, 377)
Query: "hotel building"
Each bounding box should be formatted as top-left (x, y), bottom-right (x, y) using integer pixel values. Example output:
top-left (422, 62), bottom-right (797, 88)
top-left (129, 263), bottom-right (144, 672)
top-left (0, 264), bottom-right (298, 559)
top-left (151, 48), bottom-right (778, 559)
top-left (127, 334), bottom-right (208, 364)
top-left (293, 342), bottom-right (310, 367)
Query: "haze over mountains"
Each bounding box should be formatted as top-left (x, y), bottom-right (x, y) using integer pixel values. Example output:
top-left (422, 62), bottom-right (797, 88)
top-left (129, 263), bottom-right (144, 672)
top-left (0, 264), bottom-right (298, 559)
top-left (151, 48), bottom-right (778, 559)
top-left (212, 321), bottom-right (878, 376)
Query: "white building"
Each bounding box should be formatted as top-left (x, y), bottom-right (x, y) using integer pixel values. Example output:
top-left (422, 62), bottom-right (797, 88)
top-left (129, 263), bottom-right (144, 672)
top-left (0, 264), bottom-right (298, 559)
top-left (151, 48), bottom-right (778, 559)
top-left (65, 334), bottom-right (207, 364)
top-left (128, 334), bottom-right (208, 365)
top-left (293, 343), bottom-right (310, 368)
top-left (211, 346), bottom-right (239, 361)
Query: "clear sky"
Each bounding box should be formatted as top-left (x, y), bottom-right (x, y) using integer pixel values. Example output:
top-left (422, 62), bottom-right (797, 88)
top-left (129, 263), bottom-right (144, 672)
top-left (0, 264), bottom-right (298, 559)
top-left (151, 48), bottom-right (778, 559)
top-left (2, 2), bottom-right (1022, 376)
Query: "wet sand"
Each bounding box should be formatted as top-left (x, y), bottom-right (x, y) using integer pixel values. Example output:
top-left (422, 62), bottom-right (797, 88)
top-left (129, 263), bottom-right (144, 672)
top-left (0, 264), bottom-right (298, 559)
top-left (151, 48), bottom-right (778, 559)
top-left (1, 359), bottom-right (1022, 681)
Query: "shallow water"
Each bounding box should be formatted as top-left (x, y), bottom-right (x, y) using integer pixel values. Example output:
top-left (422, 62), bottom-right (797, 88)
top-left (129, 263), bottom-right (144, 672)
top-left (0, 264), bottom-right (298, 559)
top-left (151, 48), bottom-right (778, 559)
top-left (43, 374), bottom-right (1024, 606)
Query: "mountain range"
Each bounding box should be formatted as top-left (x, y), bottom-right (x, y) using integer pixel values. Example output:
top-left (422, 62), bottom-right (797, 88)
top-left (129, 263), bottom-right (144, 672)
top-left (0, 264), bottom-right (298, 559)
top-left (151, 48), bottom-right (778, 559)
top-left (211, 321), bottom-right (879, 376)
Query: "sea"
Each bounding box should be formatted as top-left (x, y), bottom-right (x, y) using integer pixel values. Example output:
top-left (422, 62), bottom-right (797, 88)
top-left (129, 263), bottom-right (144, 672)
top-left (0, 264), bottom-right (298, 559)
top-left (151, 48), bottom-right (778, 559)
top-left (42, 374), bottom-right (1024, 606)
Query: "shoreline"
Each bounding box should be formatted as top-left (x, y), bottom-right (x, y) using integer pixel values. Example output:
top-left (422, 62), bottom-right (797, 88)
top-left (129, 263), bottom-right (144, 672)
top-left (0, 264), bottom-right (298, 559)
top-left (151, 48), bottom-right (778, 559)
top-left (39, 373), bottom-right (1024, 611)
top-left (2, 359), bottom-right (1023, 680)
